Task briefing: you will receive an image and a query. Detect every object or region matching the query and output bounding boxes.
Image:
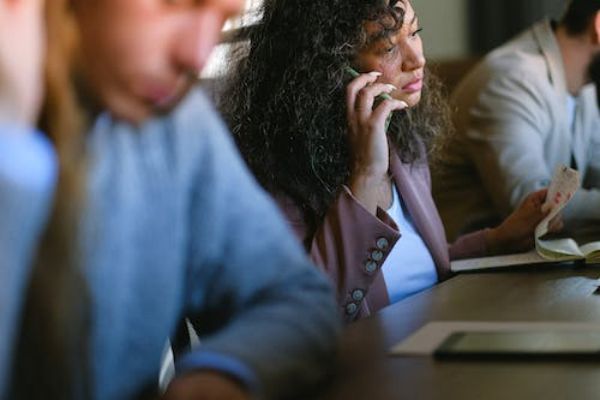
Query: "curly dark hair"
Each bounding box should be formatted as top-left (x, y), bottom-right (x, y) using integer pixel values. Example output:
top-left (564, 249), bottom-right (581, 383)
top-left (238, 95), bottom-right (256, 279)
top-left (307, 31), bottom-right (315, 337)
top-left (220, 0), bottom-right (450, 234)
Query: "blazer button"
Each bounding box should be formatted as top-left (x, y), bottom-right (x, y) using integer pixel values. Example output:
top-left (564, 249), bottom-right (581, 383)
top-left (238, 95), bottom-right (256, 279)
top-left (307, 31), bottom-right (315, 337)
top-left (352, 289), bottom-right (365, 302)
top-left (376, 237), bottom-right (389, 250)
top-left (364, 261), bottom-right (378, 274)
top-left (345, 302), bottom-right (358, 315)
top-left (371, 250), bottom-right (384, 262)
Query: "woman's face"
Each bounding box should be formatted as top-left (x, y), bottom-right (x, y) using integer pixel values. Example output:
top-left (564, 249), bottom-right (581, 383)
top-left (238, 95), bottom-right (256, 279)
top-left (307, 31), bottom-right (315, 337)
top-left (354, 0), bottom-right (425, 108)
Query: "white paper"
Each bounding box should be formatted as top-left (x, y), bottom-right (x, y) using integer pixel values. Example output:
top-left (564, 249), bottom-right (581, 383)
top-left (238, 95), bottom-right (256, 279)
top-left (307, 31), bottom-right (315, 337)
top-left (535, 165), bottom-right (581, 260)
top-left (535, 165), bottom-right (580, 239)
top-left (450, 250), bottom-right (548, 272)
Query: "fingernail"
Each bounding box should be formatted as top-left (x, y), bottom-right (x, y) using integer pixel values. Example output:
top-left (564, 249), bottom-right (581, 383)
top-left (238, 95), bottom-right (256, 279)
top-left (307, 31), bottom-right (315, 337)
top-left (369, 71), bottom-right (383, 77)
top-left (386, 84), bottom-right (398, 91)
top-left (399, 101), bottom-right (409, 108)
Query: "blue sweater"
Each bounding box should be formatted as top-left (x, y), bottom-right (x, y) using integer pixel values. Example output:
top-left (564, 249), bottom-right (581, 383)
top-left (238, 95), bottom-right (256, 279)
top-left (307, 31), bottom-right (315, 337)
top-left (0, 90), bottom-right (340, 399)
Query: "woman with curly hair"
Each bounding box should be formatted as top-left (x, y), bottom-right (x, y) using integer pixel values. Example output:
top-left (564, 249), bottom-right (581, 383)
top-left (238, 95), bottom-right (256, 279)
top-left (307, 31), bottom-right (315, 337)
top-left (222, 0), bottom-right (561, 321)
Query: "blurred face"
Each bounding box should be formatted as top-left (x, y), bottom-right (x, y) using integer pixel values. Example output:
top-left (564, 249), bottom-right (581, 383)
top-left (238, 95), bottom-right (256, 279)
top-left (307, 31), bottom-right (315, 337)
top-left (72, 0), bottom-right (243, 123)
top-left (354, 0), bottom-right (425, 108)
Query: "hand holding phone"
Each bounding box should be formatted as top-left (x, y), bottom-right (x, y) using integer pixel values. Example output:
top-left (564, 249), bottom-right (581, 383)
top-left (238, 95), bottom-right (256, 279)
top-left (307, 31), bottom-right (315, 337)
top-left (345, 67), bottom-right (394, 102)
top-left (345, 67), bottom-right (396, 131)
top-left (344, 66), bottom-right (408, 215)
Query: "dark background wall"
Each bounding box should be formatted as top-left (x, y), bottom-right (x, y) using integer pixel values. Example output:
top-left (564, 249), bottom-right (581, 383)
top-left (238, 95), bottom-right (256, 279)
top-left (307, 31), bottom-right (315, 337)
top-left (469, 0), bottom-right (566, 54)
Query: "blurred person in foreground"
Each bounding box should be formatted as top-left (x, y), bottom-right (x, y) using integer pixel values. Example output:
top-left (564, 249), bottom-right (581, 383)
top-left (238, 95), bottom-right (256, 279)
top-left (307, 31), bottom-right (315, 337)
top-left (0, 0), bottom-right (340, 399)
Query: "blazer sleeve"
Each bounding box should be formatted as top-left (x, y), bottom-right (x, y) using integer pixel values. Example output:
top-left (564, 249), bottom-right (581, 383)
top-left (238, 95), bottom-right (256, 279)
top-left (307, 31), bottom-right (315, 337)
top-left (0, 125), bottom-right (57, 398)
top-left (416, 154), bottom-right (489, 262)
top-left (448, 229), bottom-right (489, 260)
top-left (275, 186), bottom-right (401, 320)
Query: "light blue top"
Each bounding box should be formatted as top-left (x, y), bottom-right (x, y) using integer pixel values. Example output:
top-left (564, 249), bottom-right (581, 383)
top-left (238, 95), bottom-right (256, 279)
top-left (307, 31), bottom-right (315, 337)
top-left (0, 125), bottom-right (58, 397)
top-left (566, 95), bottom-right (578, 168)
top-left (566, 95), bottom-right (576, 133)
top-left (0, 90), bottom-right (340, 400)
top-left (381, 184), bottom-right (437, 304)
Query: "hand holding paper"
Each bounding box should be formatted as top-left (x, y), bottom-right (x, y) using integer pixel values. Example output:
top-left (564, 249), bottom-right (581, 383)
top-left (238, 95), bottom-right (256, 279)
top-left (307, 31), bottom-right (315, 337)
top-left (536, 166), bottom-right (582, 260)
top-left (451, 165), bottom-right (589, 272)
top-left (487, 189), bottom-right (555, 254)
top-left (536, 165), bottom-right (580, 239)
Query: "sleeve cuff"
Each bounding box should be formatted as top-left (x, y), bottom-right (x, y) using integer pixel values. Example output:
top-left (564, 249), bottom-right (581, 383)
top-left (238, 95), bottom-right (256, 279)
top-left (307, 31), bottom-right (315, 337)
top-left (175, 351), bottom-right (260, 394)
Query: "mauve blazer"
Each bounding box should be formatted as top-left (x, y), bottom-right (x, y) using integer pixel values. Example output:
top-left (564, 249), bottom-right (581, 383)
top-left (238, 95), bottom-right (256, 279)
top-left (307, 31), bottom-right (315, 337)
top-left (276, 151), bottom-right (489, 322)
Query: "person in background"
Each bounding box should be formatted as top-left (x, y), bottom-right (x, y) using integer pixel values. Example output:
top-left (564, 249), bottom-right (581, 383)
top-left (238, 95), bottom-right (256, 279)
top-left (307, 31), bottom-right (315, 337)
top-left (433, 0), bottom-right (600, 241)
top-left (221, 0), bottom-right (562, 322)
top-left (1, 0), bottom-right (340, 399)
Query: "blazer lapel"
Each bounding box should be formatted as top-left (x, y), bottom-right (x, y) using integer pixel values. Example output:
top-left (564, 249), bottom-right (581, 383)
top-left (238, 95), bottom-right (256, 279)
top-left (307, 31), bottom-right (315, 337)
top-left (533, 20), bottom-right (577, 166)
top-left (389, 152), bottom-right (451, 279)
top-left (532, 20), bottom-right (567, 96)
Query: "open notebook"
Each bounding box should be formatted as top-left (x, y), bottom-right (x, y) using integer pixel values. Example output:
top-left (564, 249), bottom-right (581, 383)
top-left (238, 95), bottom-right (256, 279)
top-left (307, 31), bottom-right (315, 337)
top-left (451, 165), bottom-right (600, 272)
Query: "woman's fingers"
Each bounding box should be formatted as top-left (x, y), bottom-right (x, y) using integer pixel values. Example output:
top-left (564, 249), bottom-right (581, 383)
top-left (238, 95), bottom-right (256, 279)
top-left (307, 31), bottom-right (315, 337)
top-left (370, 98), bottom-right (408, 130)
top-left (346, 71), bottom-right (381, 121)
top-left (355, 83), bottom-right (397, 123)
top-left (526, 188), bottom-right (548, 209)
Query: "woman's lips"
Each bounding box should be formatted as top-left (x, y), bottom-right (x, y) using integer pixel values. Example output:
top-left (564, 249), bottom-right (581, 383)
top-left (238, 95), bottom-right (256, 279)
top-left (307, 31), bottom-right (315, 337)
top-left (402, 78), bottom-right (423, 93)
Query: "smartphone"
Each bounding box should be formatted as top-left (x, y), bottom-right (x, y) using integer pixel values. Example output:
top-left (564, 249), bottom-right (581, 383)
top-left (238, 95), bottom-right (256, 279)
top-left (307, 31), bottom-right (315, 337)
top-left (345, 66), bottom-right (394, 131)
top-left (434, 331), bottom-right (600, 360)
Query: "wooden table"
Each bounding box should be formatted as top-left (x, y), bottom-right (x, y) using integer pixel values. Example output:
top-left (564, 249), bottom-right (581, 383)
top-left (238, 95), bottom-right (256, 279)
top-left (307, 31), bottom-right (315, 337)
top-left (325, 264), bottom-right (600, 400)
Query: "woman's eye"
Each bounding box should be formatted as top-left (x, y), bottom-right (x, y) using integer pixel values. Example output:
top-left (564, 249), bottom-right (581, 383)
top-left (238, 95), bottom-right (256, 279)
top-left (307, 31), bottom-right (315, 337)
top-left (412, 28), bottom-right (423, 38)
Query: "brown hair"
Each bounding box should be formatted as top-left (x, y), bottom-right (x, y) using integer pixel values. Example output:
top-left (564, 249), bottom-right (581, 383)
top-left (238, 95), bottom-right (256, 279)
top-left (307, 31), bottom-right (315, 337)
top-left (10, 0), bottom-right (91, 398)
top-left (561, 0), bottom-right (600, 35)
